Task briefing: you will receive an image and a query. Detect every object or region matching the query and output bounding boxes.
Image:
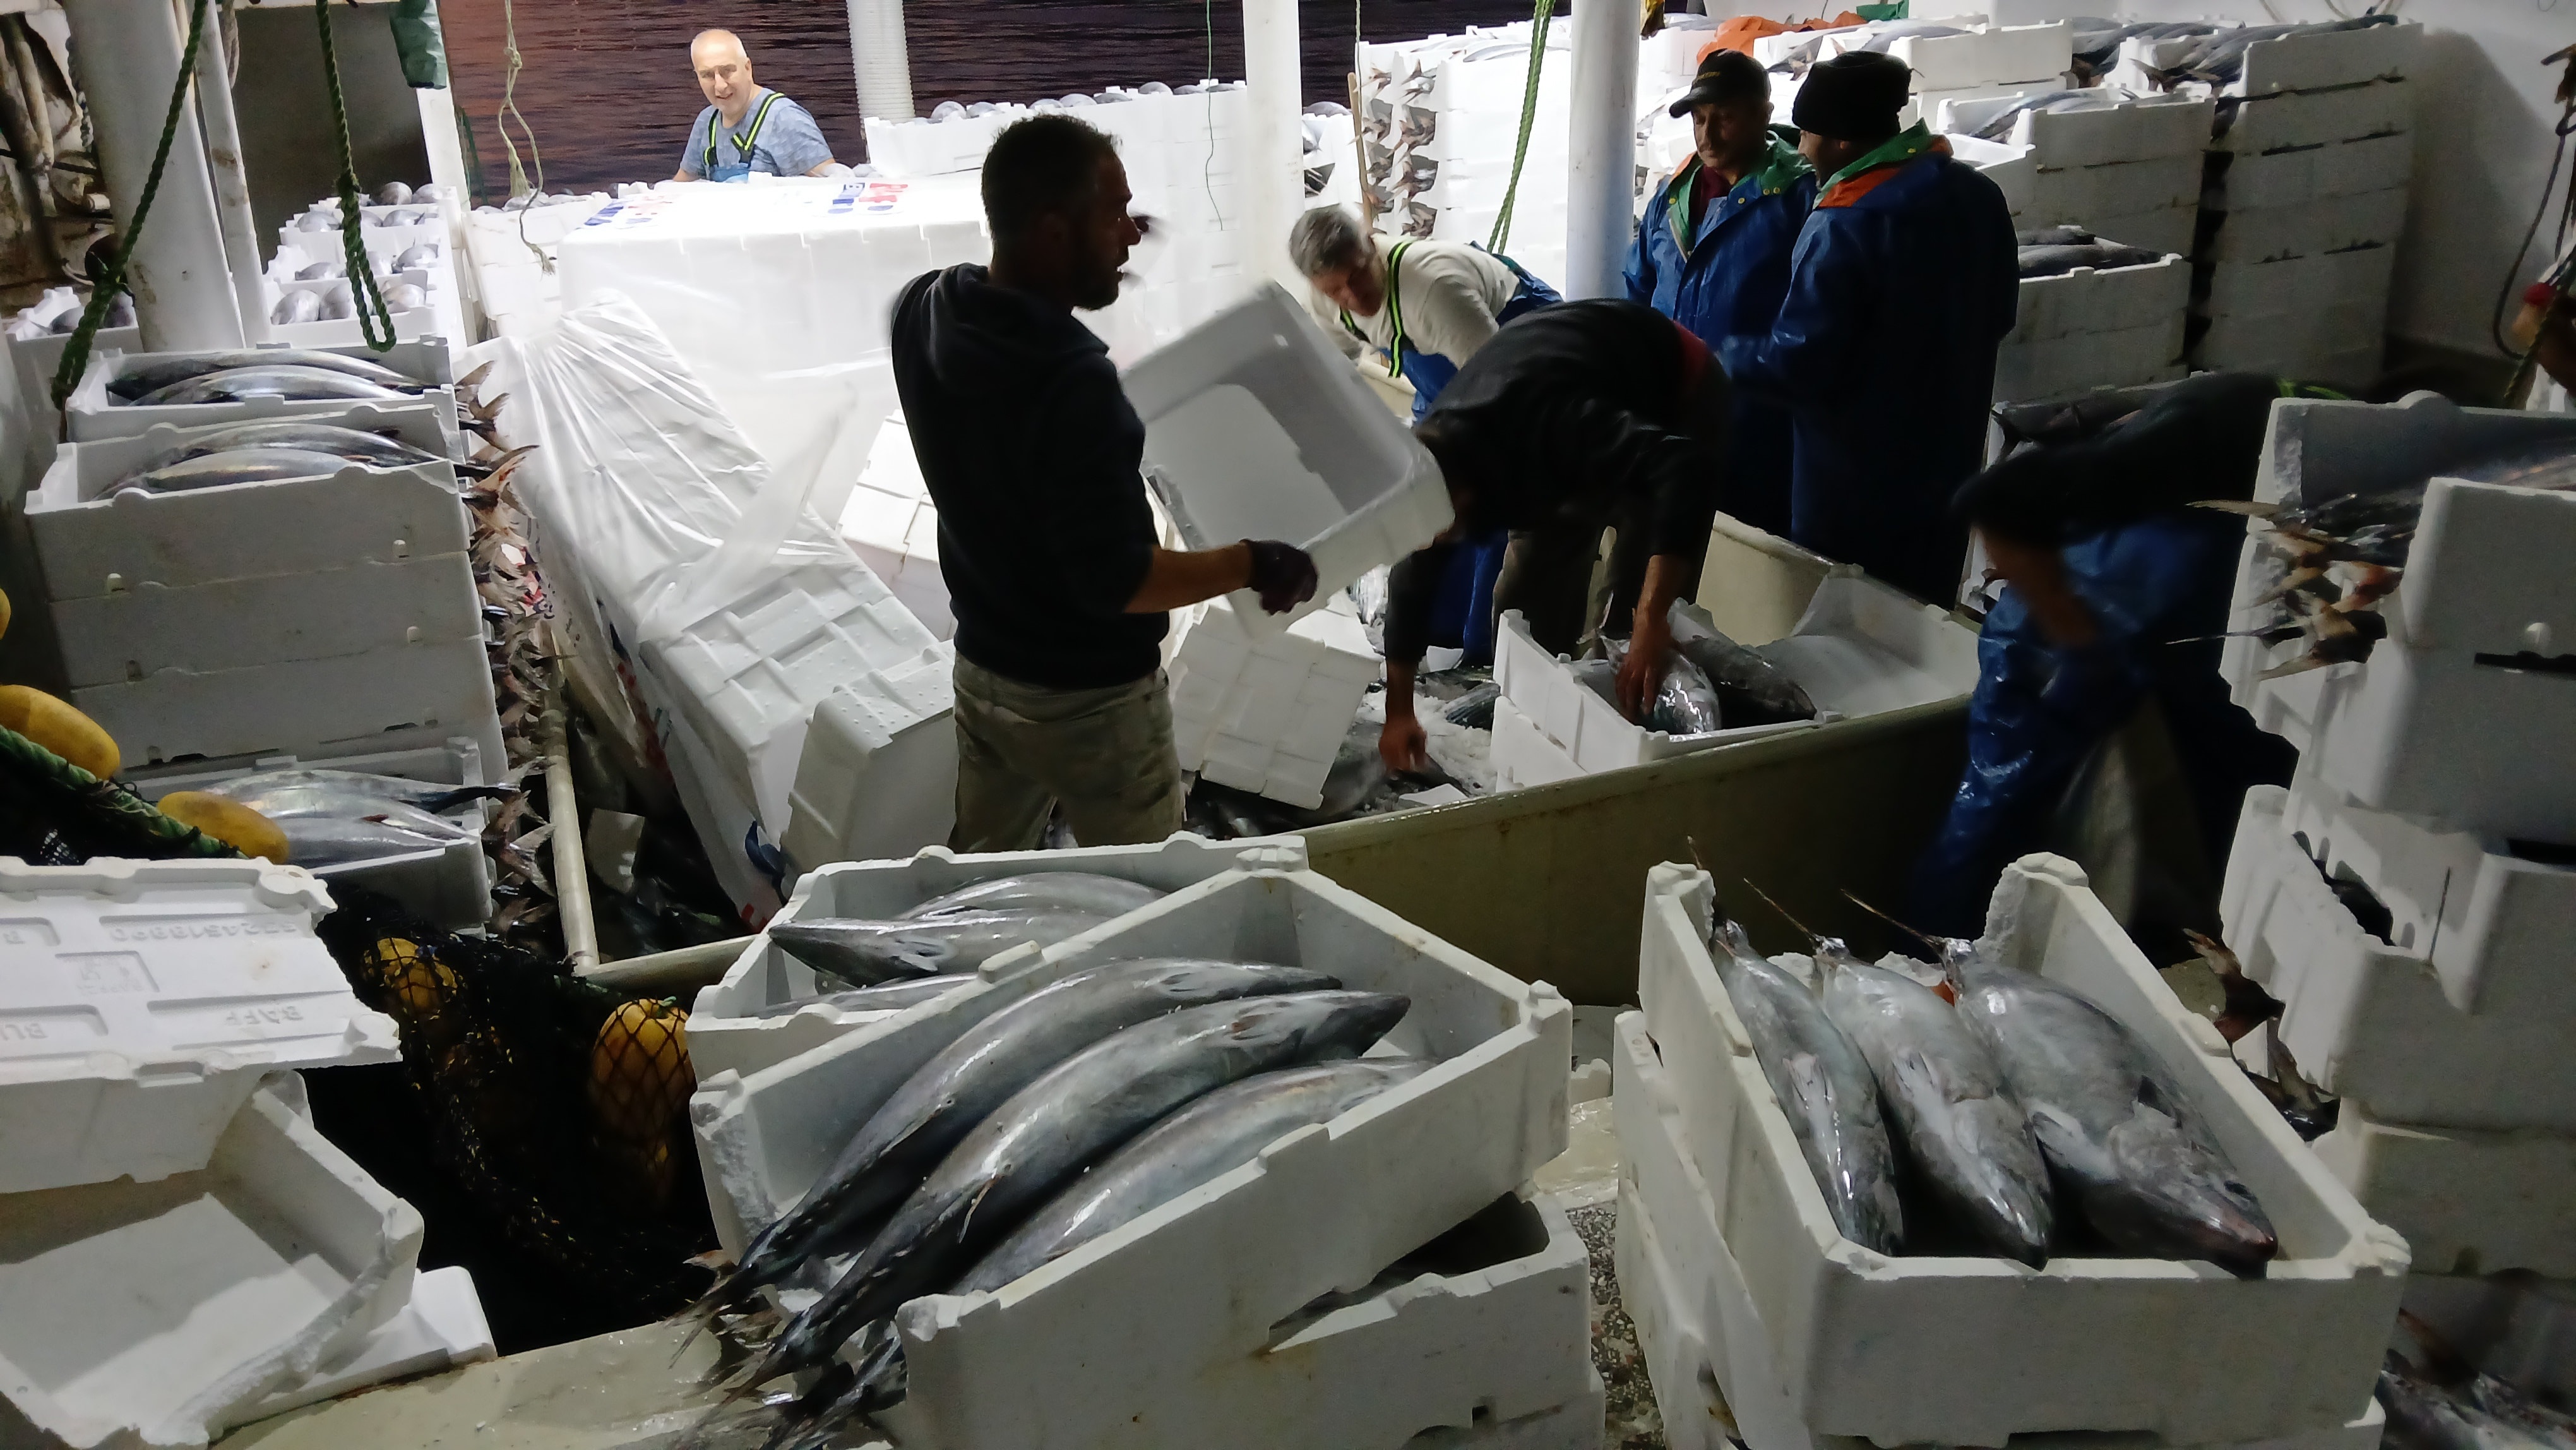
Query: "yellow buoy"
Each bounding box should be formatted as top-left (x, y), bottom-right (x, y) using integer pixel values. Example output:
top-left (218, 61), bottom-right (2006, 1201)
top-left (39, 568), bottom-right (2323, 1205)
top-left (0, 685), bottom-right (117, 779)
top-left (156, 791), bottom-right (289, 862)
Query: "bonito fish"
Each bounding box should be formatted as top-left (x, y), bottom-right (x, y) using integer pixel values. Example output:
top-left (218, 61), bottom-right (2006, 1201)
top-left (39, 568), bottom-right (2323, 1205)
top-left (766, 907), bottom-right (1112, 985)
top-left (1667, 602), bottom-right (1817, 726)
top-left (206, 767), bottom-right (507, 818)
top-left (116, 447), bottom-right (360, 494)
top-left (1597, 635), bottom-right (1725, 734)
top-left (107, 347), bottom-right (427, 399)
top-left (129, 364), bottom-right (414, 406)
top-left (746, 973), bottom-right (974, 1020)
top-left (745, 989), bottom-right (1410, 1389)
top-left (895, 871), bottom-right (1164, 921)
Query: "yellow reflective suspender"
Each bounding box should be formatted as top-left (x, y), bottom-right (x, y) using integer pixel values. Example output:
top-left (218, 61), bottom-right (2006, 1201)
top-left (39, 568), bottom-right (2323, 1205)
top-left (703, 90), bottom-right (785, 175)
top-left (1338, 239), bottom-right (1412, 380)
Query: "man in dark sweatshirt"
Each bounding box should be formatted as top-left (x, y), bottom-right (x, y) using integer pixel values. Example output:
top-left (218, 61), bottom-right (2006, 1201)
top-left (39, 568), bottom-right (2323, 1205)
top-left (891, 115), bottom-right (1317, 851)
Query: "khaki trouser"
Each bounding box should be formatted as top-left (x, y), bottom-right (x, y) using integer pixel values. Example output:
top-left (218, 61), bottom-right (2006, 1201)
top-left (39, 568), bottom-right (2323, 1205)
top-left (948, 656), bottom-right (1186, 853)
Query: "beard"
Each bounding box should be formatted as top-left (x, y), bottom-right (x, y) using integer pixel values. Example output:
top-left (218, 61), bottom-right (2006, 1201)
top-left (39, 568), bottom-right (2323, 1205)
top-left (1070, 235), bottom-right (1128, 311)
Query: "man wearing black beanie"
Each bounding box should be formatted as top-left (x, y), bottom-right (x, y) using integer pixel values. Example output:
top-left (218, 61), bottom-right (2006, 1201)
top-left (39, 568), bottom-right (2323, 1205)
top-left (1716, 49), bottom-right (2018, 605)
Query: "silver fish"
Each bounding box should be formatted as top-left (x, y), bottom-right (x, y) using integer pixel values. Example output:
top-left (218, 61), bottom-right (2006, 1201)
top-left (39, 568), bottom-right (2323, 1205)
top-left (2019, 242), bottom-right (2165, 278)
top-left (895, 872), bottom-right (1165, 922)
top-left (746, 974), bottom-right (974, 1021)
top-left (698, 959), bottom-right (1338, 1319)
top-left (1937, 937), bottom-right (2279, 1275)
top-left (318, 291), bottom-right (356, 321)
top-left (1709, 918), bottom-right (1904, 1254)
top-left (107, 348), bottom-right (427, 400)
top-left (294, 210), bottom-right (337, 232)
top-left (116, 447), bottom-right (356, 494)
top-left (272, 815), bottom-right (469, 868)
top-left (767, 908), bottom-right (1113, 985)
top-left (205, 769), bottom-right (503, 820)
top-left (1667, 603), bottom-right (1816, 726)
top-left (1814, 940), bottom-right (2053, 1266)
top-left (384, 282), bottom-right (429, 312)
top-left (271, 291), bottom-right (323, 326)
top-left (295, 260), bottom-right (343, 281)
top-left (748, 989), bottom-right (1410, 1387)
top-left (376, 181), bottom-right (414, 206)
top-left (956, 1058), bottom-right (1429, 1295)
top-left (393, 243), bottom-right (441, 272)
top-left (129, 365), bottom-right (411, 406)
top-left (176, 422), bottom-right (446, 471)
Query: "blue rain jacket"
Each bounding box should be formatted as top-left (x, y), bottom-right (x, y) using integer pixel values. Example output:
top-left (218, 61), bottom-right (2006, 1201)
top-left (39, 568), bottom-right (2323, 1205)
top-left (1718, 128), bottom-right (2018, 604)
top-left (1625, 138), bottom-right (1814, 537)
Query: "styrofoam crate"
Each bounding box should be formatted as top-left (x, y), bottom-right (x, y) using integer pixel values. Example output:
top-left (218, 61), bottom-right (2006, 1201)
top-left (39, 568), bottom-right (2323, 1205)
top-left (2219, 393), bottom-right (2576, 837)
top-left (28, 403), bottom-right (463, 597)
top-left (2012, 253), bottom-right (2188, 344)
top-left (0, 1082), bottom-right (423, 1450)
top-left (652, 671), bottom-right (787, 928)
top-left (73, 636), bottom-right (504, 778)
top-left (2066, 201), bottom-right (2197, 259)
top-left (1995, 317), bottom-right (2186, 402)
top-left (1908, 81), bottom-right (2058, 131)
top-left (125, 737), bottom-right (496, 935)
top-left (2114, 21), bottom-right (2416, 100)
top-left (1997, 153), bottom-right (2204, 230)
top-left (689, 832), bottom-right (1301, 1081)
top-left (51, 551), bottom-right (477, 689)
top-left (63, 339), bottom-right (456, 446)
top-left (1496, 609), bottom-right (1809, 774)
top-left (1944, 92), bottom-right (2215, 168)
top-left (2198, 246), bottom-right (2395, 321)
top-left (0, 858), bottom-right (400, 1194)
top-left (691, 868), bottom-right (1571, 1449)
top-left (2221, 785), bottom-right (2576, 1133)
top-left (3, 323), bottom-right (139, 442)
top-left (2310, 1102), bottom-right (2576, 1279)
top-left (1489, 695), bottom-right (1584, 793)
top-left (1886, 21), bottom-right (2072, 91)
top-left (778, 644), bottom-right (957, 882)
top-left (2195, 297), bottom-right (2386, 373)
top-left (1124, 283), bottom-right (1454, 638)
top-left (1611, 1011), bottom-right (2387, 1450)
top-left (1635, 858), bottom-right (2411, 1447)
top-left (2205, 188), bottom-right (2407, 265)
top-left (1169, 597), bottom-right (1381, 808)
top-left (2215, 80), bottom-right (2411, 155)
top-left (2217, 131), bottom-right (2414, 210)
top-left (2399, 1272), bottom-right (2576, 1408)
top-left (228, 1265), bottom-right (494, 1430)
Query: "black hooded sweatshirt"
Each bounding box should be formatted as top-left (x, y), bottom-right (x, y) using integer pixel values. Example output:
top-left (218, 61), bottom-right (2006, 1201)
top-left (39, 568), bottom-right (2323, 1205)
top-left (891, 263), bottom-right (1163, 689)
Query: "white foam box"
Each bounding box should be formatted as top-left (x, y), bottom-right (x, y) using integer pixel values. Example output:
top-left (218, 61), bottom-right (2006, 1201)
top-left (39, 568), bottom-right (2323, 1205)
top-left (1995, 318), bottom-right (2186, 402)
top-left (2217, 131), bottom-right (2414, 210)
top-left (2195, 296), bottom-right (2386, 374)
top-left (2311, 1103), bottom-right (2576, 1279)
top-left (0, 1082), bottom-right (423, 1450)
top-left (778, 644), bottom-right (958, 880)
top-left (1635, 858), bottom-right (2411, 1447)
top-left (1488, 695), bottom-right (1584, 794)
top-left (227, 1265), bottom-right (494, 1430)
top-left (1946, 91), bottom-right (2215, 169)
top-left (2220, 784), bottom-right (2576, 1133)
top-left (2013, 154), bottom-right (2203, 228)
top-left (689, 832), bottom-right (1302, 1081)
top-left (2198, 245), bottom-right (2396, 321)
top-left (2216, 80), bottom-right (2411, 155)
top-left (4, 323), bottom-right (140, 440)
top-left (62, 339), bottom-right (456, 446)
top-left (0, 857), bottom-right (400, 1194)
top-left (2400, 1271), bottom-right (2576, 1406)
top-left (51, 550), bottom-right (476, 690)
top-left (27, 402), bottom-right (463, 598)
top-left (2072, 202), bottom-right (2197, 260)
top-left (1124, 283), bottom-right (1454, 638)
top-left (2012, 253), bottom-right (2188, 344)
top-left (2218, 393), bottom-right (2576, 839)
top-left (1610, 1010), bottom-right (2385, 1450)
top-left (691, 867), bottom-right (1573, 1450)
top-left (1169, 596), bottom-right (1381, 808)
top-left (125, 737), bottom-right (496, 935)
top-left (2204, 187), bottom-right (2407, 265)
top-left (1495, 609), bottom-right (1811, 775)
top-left (2114, 21), bottom-right (2416, 100)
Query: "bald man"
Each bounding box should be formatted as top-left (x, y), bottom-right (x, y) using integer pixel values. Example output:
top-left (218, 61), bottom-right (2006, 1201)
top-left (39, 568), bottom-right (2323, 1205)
top-left (674, 29), bottom-right (838, 182)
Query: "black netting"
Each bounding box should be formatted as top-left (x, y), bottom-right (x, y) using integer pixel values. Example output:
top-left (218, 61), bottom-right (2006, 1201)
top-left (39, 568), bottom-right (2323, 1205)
top-left (0, 724), bottom-right (244, 865)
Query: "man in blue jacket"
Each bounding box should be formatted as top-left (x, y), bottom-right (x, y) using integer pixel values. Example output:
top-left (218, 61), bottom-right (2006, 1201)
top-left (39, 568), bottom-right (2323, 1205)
top-left (1719, 51), bottom-right (2018, 605)
top-left (1626, 48), bottom-right (1814, 537)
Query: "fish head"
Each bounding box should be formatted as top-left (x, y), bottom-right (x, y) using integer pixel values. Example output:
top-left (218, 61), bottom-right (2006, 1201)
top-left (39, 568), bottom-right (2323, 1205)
top-left (1243, 989), bottom-right (1412, 1060)
top-left (2097, 1081), bottom-right (2279, 1277)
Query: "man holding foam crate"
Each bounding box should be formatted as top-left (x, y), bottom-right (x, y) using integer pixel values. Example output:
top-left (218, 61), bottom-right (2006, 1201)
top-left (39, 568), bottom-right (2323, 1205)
top-left (1717, 50), bottom-right (2018, 605)
top-left (891, 115), bottom-right (1318, 851)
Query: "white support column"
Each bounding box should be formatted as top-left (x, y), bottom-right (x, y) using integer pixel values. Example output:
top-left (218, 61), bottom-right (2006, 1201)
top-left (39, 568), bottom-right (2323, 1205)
top-left (846, 0), bottom-right (915, 121)
top-left (1243, 0), bottom-right (1304, 292)
top-left (62, 0), bottom-right (242, 351)
top-left (1565, 0), bottom-right (1638, 301)
top-left (190, 9), bottom-right (268, 345)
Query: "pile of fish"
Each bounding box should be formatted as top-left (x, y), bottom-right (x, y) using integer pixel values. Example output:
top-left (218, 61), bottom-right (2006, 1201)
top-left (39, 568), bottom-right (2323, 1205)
top-left (762, 871), bottom-right (1169, 995)
top-left (2017, 227), bottom-right (2166, 278)
top-left (2200, 439), bottom-right (2576, 678)
top-left (187, 767), bottom-right (508, 868)
top-left (688, 952), bottom-right (1420, 1449)
top-left (1183, 716), bottom-right (1470, 839)
top-left (2061, 20), bottom-right (2221, 79)
top-left (2380, 1313), bottom-right (2576, 1450)
top-left (2134, 14), bottom-right (2397, 89)
top-left (1708, 890), bottom-right (2279, 1274)
top-left (1582, 603), bottom-right (1821, 738)
top-left (104, 346), bottom-right (441, 410)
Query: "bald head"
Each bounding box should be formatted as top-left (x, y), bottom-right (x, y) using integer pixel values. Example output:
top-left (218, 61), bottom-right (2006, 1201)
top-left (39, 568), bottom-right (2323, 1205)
top-left (691, 28), bottom-right (757, 124)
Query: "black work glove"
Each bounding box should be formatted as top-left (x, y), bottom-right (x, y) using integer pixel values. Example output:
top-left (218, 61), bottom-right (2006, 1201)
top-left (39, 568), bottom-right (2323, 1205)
top-left (1243, 539), bottom-right (1319, 615)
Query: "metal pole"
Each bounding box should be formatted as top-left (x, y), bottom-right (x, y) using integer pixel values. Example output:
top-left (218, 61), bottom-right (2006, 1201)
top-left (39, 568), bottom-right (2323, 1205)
top-left (61, 0), bottom-right (244, 351)
top-left (191, 6), bottom-right (269, 345)
top-left (1565, 0), bottom-right (1638, 301)
top-left (1242, 0), bottom-right (1303, 291)
top-left (845, 0), bottom-right (915, 121)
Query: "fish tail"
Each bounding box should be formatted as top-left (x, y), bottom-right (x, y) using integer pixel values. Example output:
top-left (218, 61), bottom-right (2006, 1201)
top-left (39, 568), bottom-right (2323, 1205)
top-left (456, 359), bottom-right (496, 394)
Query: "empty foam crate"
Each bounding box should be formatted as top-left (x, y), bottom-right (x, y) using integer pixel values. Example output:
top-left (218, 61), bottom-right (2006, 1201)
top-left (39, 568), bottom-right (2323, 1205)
top-left (126, 737), bottom-right (496, 935)
top-left (62, 339), bottom-right (457, 447)
top-left (778, 643), bottom-right (958, 878)
top-left (0, 1083), bottom-right (424, 1450)
top-left (225, 1264), bottom-right (494, 1430)
top-left (1169, 597), bottom-right (1381, 808)
top-left (27, 404), bottom-right (465, 598)
top-left (1611, 1011), bottom-right (2386, 1450)
top-left (2219, 393), bottom-right (2576, 839)
top-left (2311, 1103), bottom-right (2576, 1279)
top-left (1636, 858), bottom-right (2410, 1447)
top-left (2220, 785), bottom-right (2576, 1134)
top-left (1124, 283), bottom-right (1453, 638)
top-left (691, 867), bottom-right (1572, 1450)
top-left (689, 833), bottom-right (1303, 1080)
top-left (0, 857), bottom-right (401, 1194)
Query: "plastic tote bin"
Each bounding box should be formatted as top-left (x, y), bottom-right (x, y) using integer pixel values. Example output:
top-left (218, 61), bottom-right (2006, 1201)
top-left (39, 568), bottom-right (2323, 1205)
top-left (1635, 857), bottom-right (2409, 1448)
top-left (1123, 283), bottom-right (1454, 637)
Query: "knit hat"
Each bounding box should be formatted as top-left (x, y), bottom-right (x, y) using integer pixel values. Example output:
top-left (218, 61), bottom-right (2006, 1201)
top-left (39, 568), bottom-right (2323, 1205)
top-left (1790, 51), bottom-right (1911, 141)
top-left (1668, 49), bottom-right (1770, 117)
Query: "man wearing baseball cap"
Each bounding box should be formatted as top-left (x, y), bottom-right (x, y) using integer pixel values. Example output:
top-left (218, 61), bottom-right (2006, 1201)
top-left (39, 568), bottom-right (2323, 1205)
top-left (1717, 49), bottom-right (2018, 605)
top-left (1626, 48), bottom-right (1815, 537)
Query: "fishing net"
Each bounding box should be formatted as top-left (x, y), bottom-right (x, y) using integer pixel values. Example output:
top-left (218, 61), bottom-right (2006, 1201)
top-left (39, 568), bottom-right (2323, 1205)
top-left (0, 724), bottom-right (242, 865)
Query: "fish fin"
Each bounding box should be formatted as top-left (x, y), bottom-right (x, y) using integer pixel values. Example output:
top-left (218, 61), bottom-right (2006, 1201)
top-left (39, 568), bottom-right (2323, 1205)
top-left (455, 360), bottom-right (496, 393)
top-left (2192, 498), bottom-right (2279, 518)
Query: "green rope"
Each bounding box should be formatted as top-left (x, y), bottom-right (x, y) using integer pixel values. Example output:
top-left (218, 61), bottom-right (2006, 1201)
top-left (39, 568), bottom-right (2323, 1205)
top-left (317, 0), bottom-right (397, 352)
top-left (49, 0), bottom-right (213, 410)
top-left (1488, 0), bottom-right (1556, 253)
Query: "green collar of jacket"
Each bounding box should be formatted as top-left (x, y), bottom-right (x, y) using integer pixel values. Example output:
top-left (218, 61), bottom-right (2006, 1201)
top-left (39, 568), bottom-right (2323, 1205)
top-left (1825, 121), bottom-right (1937, 189)
top-left (1664, 138), bottom-right (1813, 247)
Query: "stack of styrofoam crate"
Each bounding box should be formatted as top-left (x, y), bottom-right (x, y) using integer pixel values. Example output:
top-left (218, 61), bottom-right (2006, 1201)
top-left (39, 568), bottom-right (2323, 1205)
top-left (1948, 89), bottom-right (2215, 263)
top-left (1623, 856), bottom-right (2407, 1450)
top-left (273, 193), bottom-right (468, 353)
top-left (2212, 390), bottom-right (2576, 1282)
top-left (689, 863), bottom-right (1598, 1449)
top-left (838, 414), bottom-right (951, 640)
top-left (1818, 21), bottom-right (2073, 129)
top-left (1488, 573), bottom-right (1982, 788)
top-left (1166, 597), bottom-right (1380, 808)
top-left (863, 101), bottom-right (1035, 177)
top-left (2123, 21), bottom-right (2421, 385)
top-left (1417, 25), bottom-right (1571, 287)
top-left (462, 191), bottom-right (612, 339)
top-left (35, 351), bottom-right (504, 777)
top-left (1990, 246), bottom-right (2189, 402)
top-left (0, 856), bottom-right (493, 1450)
